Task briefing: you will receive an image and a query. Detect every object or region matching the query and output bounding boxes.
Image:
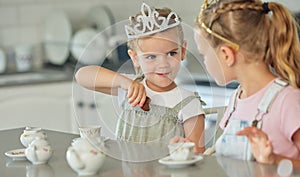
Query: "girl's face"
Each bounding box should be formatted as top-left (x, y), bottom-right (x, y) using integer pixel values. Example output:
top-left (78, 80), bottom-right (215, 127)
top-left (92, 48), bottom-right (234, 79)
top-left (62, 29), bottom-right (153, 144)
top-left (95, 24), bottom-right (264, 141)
top-left (130, 28), bottom-right (186, 92)
top-left (194, 29), bottom-right (228, 86)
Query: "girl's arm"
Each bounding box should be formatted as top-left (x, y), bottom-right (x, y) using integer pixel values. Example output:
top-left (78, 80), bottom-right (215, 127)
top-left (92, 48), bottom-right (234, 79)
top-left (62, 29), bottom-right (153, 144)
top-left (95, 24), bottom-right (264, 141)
top-left (237, 127), bottom-right (300, 169)
top-left (75, 65), bottom-right (132, 95)
top-left (75, 65), bottom-right (147, 107)
top-left (183, 114), bottom-right (205, 154)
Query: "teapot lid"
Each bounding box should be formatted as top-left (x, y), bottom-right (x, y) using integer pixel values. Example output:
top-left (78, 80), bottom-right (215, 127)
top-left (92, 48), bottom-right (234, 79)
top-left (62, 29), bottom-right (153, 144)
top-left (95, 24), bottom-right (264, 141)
top-left (24, 127), bottom-right (42, 132)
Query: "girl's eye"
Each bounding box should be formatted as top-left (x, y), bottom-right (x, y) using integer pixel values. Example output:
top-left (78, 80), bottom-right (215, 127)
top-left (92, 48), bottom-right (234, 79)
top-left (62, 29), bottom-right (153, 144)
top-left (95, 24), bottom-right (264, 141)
top-left (167, 52), bottom-right (177, 57)
top-left (145, 55), bottom-right (156, 60)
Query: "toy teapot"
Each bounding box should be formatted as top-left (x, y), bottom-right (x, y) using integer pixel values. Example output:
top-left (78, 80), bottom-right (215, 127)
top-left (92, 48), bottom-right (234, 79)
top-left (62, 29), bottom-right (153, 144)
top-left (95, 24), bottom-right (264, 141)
top-left (66, 137), bottom-right (105, 176)
top-left (25, 137), bottom-right (53, 165)
top-left (20, 127), bottom-right (47, 147)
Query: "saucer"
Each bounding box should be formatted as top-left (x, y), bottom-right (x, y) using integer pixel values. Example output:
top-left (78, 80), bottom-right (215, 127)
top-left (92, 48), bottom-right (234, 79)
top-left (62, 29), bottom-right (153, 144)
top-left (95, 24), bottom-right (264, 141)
top-left (4, 148), bottom-right (26, 161)
top-left (158, 155), bottom-right (203, 168)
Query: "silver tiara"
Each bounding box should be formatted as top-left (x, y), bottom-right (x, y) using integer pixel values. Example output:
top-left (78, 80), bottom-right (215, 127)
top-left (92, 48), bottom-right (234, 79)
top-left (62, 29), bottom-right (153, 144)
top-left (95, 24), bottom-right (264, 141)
top-left (125, 3), bottom-right (181, 39)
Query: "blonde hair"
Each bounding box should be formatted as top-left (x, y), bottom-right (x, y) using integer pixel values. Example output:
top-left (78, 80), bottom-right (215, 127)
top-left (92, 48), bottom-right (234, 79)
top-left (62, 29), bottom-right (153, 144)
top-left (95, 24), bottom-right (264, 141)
top-left (196, 0), bottom-right (300, 88)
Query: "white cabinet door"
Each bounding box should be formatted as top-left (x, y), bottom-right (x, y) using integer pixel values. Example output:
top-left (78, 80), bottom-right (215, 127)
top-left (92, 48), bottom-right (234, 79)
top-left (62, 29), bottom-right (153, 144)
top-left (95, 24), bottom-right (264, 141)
top-left (72, 83), bottom-right (118, 139)
top-left (0, 82), bottom-right (73, 132)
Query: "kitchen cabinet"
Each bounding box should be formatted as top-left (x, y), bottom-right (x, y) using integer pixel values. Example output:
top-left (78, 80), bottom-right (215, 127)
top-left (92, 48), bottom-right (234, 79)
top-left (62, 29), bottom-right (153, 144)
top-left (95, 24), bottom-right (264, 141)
top-left (72, 83), bottom-right (119, 139)
top-left (0, 81), bottom-right (73, 133)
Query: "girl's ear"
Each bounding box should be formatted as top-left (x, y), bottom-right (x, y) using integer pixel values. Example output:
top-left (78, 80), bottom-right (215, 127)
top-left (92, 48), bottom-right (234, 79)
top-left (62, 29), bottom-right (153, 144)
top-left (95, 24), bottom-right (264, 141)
top-left (128, 49), bottom-right (140, 67)
top-left (219, 45), bottom-right (236, 67)
top-left (181, 40), bottom-right (187, 61)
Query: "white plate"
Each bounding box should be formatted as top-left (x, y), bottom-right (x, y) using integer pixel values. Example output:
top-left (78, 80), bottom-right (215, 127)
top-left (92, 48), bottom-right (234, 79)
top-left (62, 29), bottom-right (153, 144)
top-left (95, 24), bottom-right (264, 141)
top-left (158, 155), bottom-right (203, 168)
top-left (4, 148), bottom-right (26, 161)
top-left (0, 48), bottom-right (6, 73)
top-left (71, 28), bottom-right (107, 65)
top-left (44, 11), bottom-right (72, 65)
top-left (85, 5), bottom-right (115, 36)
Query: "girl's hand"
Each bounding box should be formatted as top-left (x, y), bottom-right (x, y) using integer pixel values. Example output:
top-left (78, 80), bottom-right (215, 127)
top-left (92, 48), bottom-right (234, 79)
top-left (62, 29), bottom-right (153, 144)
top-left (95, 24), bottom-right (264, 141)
top-left (169, 135), bottom-right (190, 144)
top-left (237, 127), bottom-right (275, 164)
top-left (127, 81), bottom-right (147, 108)
top-left (169, 136), bottom-right (204, 154)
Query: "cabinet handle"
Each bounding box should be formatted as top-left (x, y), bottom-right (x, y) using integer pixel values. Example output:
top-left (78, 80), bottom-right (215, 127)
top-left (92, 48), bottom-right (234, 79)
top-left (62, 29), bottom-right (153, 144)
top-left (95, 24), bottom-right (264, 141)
top-left (89, 103), bottom-right (96, 109)
top-left (77, 101), bottom-right (84, 108)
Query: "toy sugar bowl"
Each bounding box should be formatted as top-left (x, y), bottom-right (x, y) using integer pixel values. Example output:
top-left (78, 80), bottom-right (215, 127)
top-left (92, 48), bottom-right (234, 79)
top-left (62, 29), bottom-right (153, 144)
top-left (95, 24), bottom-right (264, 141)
top-left (25, 137), bottom-right (53, 165)
top-left (20, 127), bottom-right (47, 147)
top-left (66, 137), bottom-right (105, 176)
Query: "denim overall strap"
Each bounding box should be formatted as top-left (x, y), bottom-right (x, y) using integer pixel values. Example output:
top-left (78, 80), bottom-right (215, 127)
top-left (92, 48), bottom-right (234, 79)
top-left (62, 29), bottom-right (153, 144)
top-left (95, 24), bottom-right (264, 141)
top-left (224, 86), bottom-right (241, 128)
top-left (258, 78), bottom-right (289, 114)
top-left (253, 78), bottom-right (289, 128)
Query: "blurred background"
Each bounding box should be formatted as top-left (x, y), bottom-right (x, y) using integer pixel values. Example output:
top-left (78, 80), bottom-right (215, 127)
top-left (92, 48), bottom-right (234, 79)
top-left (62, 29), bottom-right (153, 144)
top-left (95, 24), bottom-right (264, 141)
top-left (0, 0), bottom-right (299, 143)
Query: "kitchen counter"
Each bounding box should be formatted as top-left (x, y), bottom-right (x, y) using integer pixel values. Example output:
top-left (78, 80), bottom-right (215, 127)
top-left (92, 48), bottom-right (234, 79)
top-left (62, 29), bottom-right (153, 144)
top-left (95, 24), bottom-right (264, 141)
top-left (0, 57), bottom-right (130, 88)
top-left (0, 65), bottom-right (74, 88)
top-left (1, 128), bottom-right (299, 177)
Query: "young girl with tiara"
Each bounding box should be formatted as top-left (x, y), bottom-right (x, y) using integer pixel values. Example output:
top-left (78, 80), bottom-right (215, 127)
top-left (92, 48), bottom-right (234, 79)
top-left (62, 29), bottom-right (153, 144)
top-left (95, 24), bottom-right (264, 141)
top-left (76, 3), bottom-right (206, 154)
top-left (194, 0), bottom-right (300, 168)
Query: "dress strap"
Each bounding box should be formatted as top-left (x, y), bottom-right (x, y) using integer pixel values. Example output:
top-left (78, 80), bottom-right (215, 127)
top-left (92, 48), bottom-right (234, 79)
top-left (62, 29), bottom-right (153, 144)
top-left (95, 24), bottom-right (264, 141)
top-left (172, 92), bottom-right (205, 112)
top-left (133, 74), bottom-right (145, 82)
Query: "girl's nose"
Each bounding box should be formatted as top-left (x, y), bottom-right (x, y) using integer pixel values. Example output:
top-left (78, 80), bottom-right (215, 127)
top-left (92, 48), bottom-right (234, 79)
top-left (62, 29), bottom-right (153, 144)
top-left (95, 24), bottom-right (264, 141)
top-left (156, 55), bottom-right (170, 67)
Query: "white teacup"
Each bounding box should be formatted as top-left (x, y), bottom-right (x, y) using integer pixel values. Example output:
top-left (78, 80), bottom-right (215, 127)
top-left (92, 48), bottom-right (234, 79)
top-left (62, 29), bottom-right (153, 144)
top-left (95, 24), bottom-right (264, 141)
top-left (168, 142), bottom-right (195, 161)
top-left (14, 45), bottom-right (32, 72)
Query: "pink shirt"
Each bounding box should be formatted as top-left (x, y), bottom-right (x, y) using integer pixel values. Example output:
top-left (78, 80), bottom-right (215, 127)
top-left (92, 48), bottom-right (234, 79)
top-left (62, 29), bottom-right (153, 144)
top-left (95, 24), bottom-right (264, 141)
top-left (220, 79), bottom-right (300, 159)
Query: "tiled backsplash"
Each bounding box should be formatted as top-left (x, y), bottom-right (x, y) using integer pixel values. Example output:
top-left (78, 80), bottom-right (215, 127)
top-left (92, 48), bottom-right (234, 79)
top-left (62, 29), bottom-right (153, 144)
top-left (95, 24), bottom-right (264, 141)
top-left (0, 0), bottom-right (201, 71)
top-left (0, 0), bottom-right (298, 71)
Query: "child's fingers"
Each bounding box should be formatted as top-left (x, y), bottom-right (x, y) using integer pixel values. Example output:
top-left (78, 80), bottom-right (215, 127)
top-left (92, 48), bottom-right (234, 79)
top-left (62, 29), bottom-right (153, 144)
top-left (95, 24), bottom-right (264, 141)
top-left (127, 82), bottom-right (136, 98)
top-left (236, 126), bottom-right (258, 136)
top-left (237, 127), bottom-right (263, 143)
top-left (169, 136), bottom-right (188, 144)
top-left (237, 127), bottom-right (270, 148)
top-left (127, 82), bottom-right (147, 107)
top-left (183, 138), bottom-right (192, 142)
top-left (129, 95), bottom-right (139, 107)
top-left (169, 135), bottom-right (181, 144)
top-left (138, 94), bottom-right (147, 107)
top-left (129, 87), bottom-right (145, 107)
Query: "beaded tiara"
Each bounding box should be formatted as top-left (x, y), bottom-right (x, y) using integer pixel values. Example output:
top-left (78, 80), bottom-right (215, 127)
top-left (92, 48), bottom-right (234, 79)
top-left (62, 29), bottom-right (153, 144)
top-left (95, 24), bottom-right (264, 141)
top-left (125, 3), bottom-right (181, 39)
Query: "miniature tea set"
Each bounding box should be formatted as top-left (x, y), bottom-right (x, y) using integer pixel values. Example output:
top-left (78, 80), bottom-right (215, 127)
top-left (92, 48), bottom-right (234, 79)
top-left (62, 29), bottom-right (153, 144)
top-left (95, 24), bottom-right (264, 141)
top-left (19, 127), bottom-right (52, 164)
top-left (5, 127), bottom-right (52, 164)
top-left (5, 126), bottom-right (200, 175)
top-left (66, 126), bottom-right (106, 176)
top-left (5, 126), bottom-right (106, 176)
